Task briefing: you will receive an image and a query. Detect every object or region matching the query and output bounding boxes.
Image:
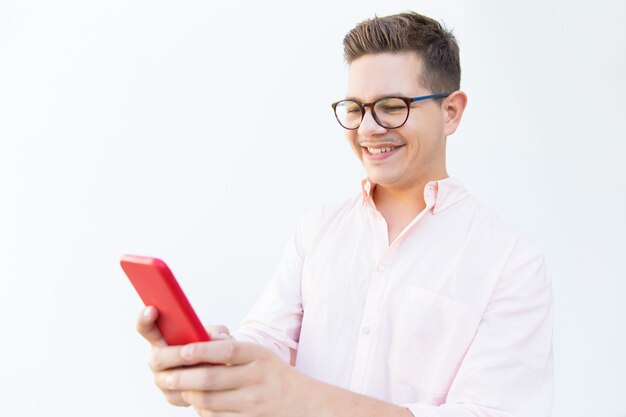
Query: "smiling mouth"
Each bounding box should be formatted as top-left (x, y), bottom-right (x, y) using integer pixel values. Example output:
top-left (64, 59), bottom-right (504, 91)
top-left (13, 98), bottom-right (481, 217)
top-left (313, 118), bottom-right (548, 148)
top-left (364, 145), bottom-right (403, 155)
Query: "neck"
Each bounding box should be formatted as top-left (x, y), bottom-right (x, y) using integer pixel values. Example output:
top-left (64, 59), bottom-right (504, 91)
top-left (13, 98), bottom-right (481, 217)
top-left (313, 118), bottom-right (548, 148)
top-left (372, 170), bottom-right (449, 210)
top-left (371, 171), bottom-right (448, 245)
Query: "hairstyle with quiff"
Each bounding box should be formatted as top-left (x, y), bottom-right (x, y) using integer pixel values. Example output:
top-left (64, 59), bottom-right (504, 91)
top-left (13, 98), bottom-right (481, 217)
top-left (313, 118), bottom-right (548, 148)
top-left (343, 11), bottom-right (461, 94)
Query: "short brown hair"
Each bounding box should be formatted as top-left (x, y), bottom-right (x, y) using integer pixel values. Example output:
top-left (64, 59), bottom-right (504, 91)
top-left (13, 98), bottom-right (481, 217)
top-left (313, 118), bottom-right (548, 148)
top-left (343, 11), bottom-right (461, 94)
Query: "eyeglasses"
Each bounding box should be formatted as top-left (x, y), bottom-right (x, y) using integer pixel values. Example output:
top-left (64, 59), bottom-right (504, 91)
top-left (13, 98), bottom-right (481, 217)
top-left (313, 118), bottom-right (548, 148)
top-left (331, 93), bottom-right (450, 130)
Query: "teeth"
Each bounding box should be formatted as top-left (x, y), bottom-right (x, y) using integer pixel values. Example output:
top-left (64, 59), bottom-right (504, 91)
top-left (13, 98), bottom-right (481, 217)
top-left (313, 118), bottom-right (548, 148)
top-left (367, 146), bottom-right (396, 155)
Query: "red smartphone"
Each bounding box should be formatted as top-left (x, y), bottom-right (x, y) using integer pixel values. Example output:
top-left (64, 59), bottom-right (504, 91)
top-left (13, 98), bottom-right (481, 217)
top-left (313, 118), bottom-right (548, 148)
top-left (120, 255), bottom-right (210, 345)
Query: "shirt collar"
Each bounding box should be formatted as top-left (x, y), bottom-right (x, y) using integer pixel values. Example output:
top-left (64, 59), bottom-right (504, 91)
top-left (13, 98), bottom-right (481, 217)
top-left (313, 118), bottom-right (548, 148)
top-left (360, 177), bottom-right (469, 215)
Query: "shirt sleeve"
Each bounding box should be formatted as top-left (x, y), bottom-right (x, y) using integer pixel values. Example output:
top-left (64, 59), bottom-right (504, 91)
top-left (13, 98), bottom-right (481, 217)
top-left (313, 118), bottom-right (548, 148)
top-left (231, 217), bottom-right (306, 365)
top-left (403, 235), bottom-right (554, 417)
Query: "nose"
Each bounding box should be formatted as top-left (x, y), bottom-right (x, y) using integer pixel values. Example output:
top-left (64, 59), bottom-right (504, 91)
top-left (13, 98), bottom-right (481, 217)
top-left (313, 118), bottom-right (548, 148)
top-left (357, 107), bottom-right (388, 137)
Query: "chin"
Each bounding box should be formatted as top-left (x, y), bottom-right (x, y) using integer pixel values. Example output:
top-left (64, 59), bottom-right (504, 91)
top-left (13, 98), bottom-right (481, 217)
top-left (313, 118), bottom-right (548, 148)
top-left (366, 172), bottom-right (400, 187)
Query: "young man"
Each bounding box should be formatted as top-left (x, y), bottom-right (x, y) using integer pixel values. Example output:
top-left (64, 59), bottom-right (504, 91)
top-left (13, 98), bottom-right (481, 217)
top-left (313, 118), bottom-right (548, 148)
top-left (137, 12), bottom-right (553, 417)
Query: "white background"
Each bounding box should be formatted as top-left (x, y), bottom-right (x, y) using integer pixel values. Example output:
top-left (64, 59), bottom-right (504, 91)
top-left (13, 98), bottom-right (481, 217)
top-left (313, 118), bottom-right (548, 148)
top-left (1, 1), bottom-right (625, 416)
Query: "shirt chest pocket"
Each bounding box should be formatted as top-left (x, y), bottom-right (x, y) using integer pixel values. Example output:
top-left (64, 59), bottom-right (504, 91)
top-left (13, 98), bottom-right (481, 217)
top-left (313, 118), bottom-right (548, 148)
top-left (387, 285), bottom-right (479, 395)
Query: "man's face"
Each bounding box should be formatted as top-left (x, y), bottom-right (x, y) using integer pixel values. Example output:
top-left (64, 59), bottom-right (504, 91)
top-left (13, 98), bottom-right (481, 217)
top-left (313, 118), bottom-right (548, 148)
top-left (344, 52), bottom-right (448, 190)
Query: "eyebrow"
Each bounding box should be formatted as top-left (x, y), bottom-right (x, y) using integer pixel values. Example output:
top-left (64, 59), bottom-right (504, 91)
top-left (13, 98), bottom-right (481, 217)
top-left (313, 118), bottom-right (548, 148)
top-left (344, 93), bottom-right (410, 102)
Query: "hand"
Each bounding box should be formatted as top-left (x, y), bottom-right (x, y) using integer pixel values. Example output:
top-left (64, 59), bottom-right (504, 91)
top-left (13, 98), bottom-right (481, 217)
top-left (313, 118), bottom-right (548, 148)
top-left (150, 337), bottom-right (319, 417)
top-left (136, 306), bottom-right (232, 407)
top-left (138, 307), bottom-right (411, 417)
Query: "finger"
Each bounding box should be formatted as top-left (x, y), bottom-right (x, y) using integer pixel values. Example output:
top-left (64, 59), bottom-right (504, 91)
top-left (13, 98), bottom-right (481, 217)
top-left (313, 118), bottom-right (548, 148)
top-left (149, 344), bottom-right (191, 372)
top-left (181, 340), bottom-right (267, 366)
top-left (136, 306), bottom-right (167, 347)
top-left (204, 325), bottom-right (231, 340)
top-left (150, 340), bottom-right (262, 372)
top-left (156, 363), bottom-right (260, 392)
top-left (183, 388), bottom-right (249, 413)
top-left (192, 405), bottom-right (239, 417)
top-left (162, 389), bottom-right (190, 407)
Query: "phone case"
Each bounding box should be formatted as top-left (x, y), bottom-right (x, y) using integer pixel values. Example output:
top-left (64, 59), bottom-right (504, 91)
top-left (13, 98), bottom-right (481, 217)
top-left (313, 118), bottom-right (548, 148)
top-left (120, 255), bottom-right (210, 345)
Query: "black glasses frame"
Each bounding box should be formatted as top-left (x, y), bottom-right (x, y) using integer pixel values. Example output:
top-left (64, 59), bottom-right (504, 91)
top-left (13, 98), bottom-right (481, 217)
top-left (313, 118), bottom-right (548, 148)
top-left (331, 93), bottom-right (450, 130)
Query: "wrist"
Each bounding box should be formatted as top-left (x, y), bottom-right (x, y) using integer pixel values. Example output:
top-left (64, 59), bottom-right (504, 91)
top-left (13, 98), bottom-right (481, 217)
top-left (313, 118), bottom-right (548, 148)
top-left (300, 378), bottom-right (338, 417)
top-left (301, 379), bottom-right (413, 417)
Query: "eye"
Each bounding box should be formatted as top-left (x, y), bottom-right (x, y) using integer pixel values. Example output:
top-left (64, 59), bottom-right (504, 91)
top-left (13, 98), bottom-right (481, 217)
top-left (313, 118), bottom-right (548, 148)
top-left (338, 102), bottom-right (362, 119)
top-left (345, 103), bottom-right (360, 113)
top-left (375, 98), bottom-right (407, 114)
top-left (380, 105), bottom-right (405, 113)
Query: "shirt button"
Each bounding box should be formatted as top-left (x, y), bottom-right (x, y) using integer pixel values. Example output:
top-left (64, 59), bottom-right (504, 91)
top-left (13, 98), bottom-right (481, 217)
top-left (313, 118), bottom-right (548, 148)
top-left (362, 327), bottom-right (371, 335)
top-left (376, 264), bottom-right (385, 272)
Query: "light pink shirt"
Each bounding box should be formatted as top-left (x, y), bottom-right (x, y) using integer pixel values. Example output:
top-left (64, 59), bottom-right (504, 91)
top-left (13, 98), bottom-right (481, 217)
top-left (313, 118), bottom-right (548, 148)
top-left (234, 177), bottom-right (554, 417)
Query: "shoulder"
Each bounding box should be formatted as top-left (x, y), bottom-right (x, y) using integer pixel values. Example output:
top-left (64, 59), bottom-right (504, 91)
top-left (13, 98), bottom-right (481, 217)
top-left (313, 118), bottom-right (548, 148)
top-left (293, 193), bottom-right (363, 251)
top-left (436, 184), bottom-right (548, 288)
top-left (463, 191), bottom-right (544, 254)
top-left (297, 193), bottom-right (363, 229)
top-left (461, 194), bottom-right (548, 289)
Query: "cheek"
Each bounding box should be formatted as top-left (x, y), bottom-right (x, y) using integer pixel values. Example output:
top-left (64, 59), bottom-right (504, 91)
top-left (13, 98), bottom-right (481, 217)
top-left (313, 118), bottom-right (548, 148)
top-left (345, 132), bottom-right (362, 155)
top-left (397, 126), bottom-right (422, 155)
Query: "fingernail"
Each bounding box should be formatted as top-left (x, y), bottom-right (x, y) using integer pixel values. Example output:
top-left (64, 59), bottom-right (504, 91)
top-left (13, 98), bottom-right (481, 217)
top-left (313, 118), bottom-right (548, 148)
top-left (181, 344), bottom-right (194, 359)
top-left (143, 307), bottom-right (153, 321)
top-left (165, 374), bottom-right (175, 389)
top-left (216, 332), bottom-right (229, 340)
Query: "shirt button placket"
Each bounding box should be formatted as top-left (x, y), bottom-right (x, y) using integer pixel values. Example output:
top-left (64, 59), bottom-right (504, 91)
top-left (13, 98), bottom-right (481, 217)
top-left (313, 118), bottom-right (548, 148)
top-left (349, 261), bottom-right (389, 393)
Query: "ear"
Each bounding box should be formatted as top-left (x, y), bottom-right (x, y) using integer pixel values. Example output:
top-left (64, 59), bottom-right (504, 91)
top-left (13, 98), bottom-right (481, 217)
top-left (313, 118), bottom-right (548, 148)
top-left (442, 90), bottom-right (468, 136)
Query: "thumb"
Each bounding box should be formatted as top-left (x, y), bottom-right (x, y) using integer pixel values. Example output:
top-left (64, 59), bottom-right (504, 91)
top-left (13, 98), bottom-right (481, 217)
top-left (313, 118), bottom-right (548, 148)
top-left (136, 306), bottom-right (167, 347)
top-left (205, 324), bottom-right (232, 340)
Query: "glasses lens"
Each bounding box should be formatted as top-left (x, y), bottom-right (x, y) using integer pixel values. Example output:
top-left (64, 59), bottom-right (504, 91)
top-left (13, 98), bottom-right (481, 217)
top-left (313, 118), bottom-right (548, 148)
top-left (373, 98), bottom-right (408, 128)
top-left (334, 100), bottom-right (362, 129)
